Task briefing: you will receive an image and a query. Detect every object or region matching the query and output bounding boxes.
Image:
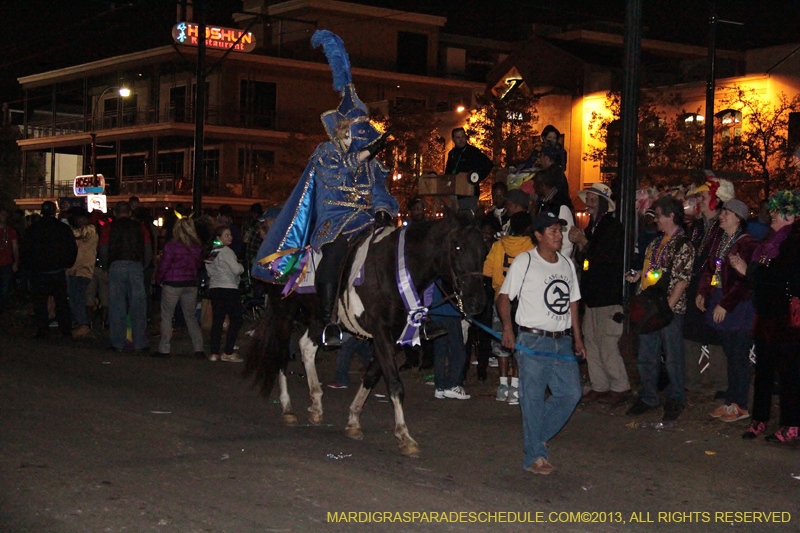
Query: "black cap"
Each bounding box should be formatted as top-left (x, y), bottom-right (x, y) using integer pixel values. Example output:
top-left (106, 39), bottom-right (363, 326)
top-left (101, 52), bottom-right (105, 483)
top-left (531, 210), bottom-right (567, 233)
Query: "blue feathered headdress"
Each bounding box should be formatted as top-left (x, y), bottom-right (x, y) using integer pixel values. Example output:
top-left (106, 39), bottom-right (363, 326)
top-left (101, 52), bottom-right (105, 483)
top-left (311, 30), bottom-right (352, 93)
top-left (312, 30), bottom-right (377, 146)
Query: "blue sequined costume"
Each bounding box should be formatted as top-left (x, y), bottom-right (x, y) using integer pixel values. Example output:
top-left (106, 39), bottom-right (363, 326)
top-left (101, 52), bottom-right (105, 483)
top-left (252, 31), bottom-right (398, 287)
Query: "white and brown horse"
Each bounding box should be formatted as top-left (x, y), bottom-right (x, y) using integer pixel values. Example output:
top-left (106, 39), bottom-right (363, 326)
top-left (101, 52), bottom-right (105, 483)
top-left (244, 215), bottom-right (487, 456)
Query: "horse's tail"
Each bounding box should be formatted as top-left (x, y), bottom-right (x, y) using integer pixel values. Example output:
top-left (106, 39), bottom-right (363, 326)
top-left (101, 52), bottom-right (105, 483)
top-left (243, 298), bottom-right (285, 398)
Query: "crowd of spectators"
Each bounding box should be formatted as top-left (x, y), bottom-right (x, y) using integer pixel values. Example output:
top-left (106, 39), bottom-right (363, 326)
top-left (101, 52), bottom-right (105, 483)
top-left (4, 126), bottom-right (799, 473)
top-left (3, 197), bottom-right (270, 365)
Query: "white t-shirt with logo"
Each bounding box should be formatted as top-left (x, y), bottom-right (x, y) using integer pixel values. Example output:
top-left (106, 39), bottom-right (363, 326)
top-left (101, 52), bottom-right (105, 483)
top-left (498, 247), bottom-right (581, 331)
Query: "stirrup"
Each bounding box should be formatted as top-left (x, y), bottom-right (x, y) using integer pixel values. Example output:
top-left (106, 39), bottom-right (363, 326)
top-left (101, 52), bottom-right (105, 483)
top-left (421, 320), bottom-right (448, 341)
top-left (322, 323), bottom-right (343, 349)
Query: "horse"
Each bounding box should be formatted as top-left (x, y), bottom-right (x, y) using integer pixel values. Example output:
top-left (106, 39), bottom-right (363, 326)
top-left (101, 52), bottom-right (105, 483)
top-left (244, 215), bottom-right (488, 457)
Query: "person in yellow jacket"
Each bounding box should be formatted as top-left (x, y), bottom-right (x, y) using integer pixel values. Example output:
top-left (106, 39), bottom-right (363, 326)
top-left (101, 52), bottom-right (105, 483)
top-left (483, 211), bottom-right (534, 404)
top-left (66, 208), bottom-right (98, 338)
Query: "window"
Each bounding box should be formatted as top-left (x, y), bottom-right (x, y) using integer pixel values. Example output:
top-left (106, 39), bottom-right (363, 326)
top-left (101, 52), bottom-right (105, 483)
top-left (789, 112), bottom-right (800, 149)
top-left (397, 32), bottom-right (428, 75)
top-left (169, 86), bottom-right (187, 122)
top-left (191, 82), bottom-right (210, 121)
top-left (715, 109), bottom-right (742, 141)
top-left (238, 149), bottom-right (274, 188)
top-left (122, 155), bottom-right (145, 177)
top-left (240, 80), bottom-right (276, 129)
top-left (158, 152), bottom-right (184, 178)
top-left (678, 112), bottom-right (705, 129)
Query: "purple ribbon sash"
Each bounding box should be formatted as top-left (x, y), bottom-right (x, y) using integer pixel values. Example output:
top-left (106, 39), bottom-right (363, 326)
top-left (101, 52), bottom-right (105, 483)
top-left (396, 227), bottom-right (433, 346)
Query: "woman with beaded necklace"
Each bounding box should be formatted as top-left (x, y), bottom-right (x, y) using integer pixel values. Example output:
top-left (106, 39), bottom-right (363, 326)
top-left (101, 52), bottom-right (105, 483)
top-left (696, 199), bottom-right (759, 423)
top-left (730, 190), bottom-right (800, 443)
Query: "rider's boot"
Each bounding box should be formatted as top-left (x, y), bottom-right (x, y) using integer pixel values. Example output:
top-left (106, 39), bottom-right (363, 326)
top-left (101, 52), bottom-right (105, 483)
top-left (319, 282), bottom-right (343, 349)
top-left (421, 320), bottom-right (448, 341)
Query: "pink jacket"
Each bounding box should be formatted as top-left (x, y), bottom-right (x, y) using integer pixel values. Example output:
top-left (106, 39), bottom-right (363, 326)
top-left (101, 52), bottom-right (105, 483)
top-left (156, 241), bottom-right (203, 285)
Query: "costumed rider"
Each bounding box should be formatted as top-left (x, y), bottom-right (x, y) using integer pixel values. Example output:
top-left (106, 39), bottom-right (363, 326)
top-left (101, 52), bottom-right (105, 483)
top-left (251, 30), bottom-right (398, 349)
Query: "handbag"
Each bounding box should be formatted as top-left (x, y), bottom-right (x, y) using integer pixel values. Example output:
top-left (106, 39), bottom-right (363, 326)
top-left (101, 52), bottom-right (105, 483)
top-left (703, 288), bottom-right (755, 333)
top-left (628, 237), bottom-right (687, 334)
top-left (628, 274), bottom-right (674, 334)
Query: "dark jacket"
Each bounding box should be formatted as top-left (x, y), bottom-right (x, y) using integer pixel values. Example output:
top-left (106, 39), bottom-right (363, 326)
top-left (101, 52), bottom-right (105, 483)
top-left (698, 234), bottom-right (759, 313)
top-left (108, 217), bottom-right (145, 264)
top-left (579, 214), bottom-right (624, 308)
top-left (748, 222), bottom-right (800, 343)
top-left (21, 217), bottom-right (77, 273)
top-left (444, 144), bottom-right (493, 196)
top-left (156, 241), bottom-right (203, 286)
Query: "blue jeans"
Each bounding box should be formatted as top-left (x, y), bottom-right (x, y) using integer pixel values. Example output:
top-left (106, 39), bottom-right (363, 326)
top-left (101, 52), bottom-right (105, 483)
top-left (516, 332), bottom-right (582, 468)
top-left (108, 261), bottom-right (148, 350)
top-left (67, 275), bottom-right (91, 326)
top-left (637, 314), bottom-right (685, 406)
top-left (432, 317), bottom-right (467, 390)
top-left (721, 329), bottom-right (753, 409)
top-left (334, 336), bottom-right (374, 386)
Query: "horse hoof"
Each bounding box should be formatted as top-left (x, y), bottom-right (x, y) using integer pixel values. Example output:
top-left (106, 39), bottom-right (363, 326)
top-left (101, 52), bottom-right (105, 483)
top-left (308, 412), bottom-right (323, 426)
top-left (345, 426), bottom-right (363, 440)
top-left (282, 413), bottom-right (298, 426)
top-left (399, 443), bottom-right (421, 458)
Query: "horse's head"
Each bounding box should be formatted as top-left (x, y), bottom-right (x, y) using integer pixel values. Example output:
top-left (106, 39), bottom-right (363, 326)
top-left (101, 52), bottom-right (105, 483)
top-left (443, 213), bottom-right (488, 316)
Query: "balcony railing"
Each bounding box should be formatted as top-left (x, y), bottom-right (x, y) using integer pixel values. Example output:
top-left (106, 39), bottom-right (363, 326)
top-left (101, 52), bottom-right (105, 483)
top-left (24, 104), bottom-right (320, 140)
top-left (23, 175), bottom-right (248, 199)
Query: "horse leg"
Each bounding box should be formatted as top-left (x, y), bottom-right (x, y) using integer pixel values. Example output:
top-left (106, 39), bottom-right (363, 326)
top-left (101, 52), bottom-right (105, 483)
top-left (375, 331), bottom-right (420, 457)
top-left (298, 330), bottom-right (324, 425)
top-left (345, 359), bottom-right (382, 440)
top-left (278, 369), bottom-right (298, 425)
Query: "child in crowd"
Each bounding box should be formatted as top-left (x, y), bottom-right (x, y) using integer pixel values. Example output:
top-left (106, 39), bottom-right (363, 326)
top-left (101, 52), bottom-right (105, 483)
top-left (206, 226), bottom-right (244, 362)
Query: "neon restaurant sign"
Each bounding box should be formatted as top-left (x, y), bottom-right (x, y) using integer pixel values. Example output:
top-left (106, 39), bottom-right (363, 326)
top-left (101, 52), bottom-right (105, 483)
top-left (172, 23), bottom-right (256, 53)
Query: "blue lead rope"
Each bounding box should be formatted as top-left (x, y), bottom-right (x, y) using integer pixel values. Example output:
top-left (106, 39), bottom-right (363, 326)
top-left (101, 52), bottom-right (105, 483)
top-left (465, 316), bottom-right (581, 362)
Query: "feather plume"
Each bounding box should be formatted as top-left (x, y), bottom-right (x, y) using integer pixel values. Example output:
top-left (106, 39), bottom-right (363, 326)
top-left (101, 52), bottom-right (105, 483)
top-left (311, 30), bottom-right (352, 93)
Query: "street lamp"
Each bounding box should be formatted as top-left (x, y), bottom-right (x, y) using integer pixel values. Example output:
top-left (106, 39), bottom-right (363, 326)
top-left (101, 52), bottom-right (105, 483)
top-left (90, 86), bottom-right (131, 179)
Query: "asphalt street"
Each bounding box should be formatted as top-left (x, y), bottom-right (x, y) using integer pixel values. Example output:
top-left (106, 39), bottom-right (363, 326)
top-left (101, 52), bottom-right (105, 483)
top-left (1, 332), bottom-right (798, 533)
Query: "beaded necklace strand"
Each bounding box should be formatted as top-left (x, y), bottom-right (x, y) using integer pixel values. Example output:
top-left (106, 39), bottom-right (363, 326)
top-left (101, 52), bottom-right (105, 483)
top-left (711, 228), bottom-right (741, 286)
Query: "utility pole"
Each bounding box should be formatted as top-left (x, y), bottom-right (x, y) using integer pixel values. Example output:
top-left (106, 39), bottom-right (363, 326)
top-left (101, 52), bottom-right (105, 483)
top-left (192, 0), bottom-right (206, 217)
top-left (619, 0), bottom-right (642, 308)
top-left (704, 2), bottom-right (717, 170)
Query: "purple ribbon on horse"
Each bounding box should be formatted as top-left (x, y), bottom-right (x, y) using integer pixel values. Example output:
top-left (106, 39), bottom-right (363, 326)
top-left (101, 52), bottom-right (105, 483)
top-left (395, 227), bottom-right (434, 346)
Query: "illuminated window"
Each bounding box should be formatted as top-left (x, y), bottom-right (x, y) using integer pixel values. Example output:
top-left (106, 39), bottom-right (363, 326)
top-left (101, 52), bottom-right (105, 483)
top-left (715, 109), bottom-right (742, 142)
top-left (678, 113), bottom-right (705, 128)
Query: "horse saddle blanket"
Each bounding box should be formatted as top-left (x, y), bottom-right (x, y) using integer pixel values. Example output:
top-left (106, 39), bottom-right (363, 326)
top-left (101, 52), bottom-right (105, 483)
top-left (295, 226), bottom-right (394, 294)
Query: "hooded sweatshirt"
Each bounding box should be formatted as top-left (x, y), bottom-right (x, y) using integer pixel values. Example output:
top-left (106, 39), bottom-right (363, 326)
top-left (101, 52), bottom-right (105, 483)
top-left (205, 244), bottom-right (244, 289)
top-left (483, 234), bottom-right (534, 297)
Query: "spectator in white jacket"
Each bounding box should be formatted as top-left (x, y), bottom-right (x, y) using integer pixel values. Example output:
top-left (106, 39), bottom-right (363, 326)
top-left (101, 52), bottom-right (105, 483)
top-left (206, 226), bottom-right (244, 362)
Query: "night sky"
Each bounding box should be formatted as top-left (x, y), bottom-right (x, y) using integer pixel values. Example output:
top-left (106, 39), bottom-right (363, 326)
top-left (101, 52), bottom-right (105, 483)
top-left (2, 0), bottom-right (798, 104)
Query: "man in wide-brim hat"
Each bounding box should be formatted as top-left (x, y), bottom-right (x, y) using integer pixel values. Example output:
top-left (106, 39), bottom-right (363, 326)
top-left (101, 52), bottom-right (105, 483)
top-left (570, 183), bottom-right (631, 404)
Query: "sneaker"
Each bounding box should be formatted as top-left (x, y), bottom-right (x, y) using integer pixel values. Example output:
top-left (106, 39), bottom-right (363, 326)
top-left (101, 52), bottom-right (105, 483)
top-left (720, 403), bottom-right (750, 423)
top-left (221, 352), bottom-right (244, 363)
top-left (49, 320), bottom-right (59, 328)
top-left (326, 382), bottom-right (348, 389)
top-left (488, 357), bottom-right (499, 368)
top-left (507, 386), bottom-right (519, 405)
top-left (434, 389), bottom-right (446, 399)
top-left (71, 325), bottom-right (92, 339)
top-left (765, 426), bottom-right (800, 443)
top-left (626, 398), bottom-right (656, 416)
top-left (526, 457), bottom-right (556, 475)
top-left (443, 386), bottom-right (471, 400)
top-left (710, 404), bottom-right (734, 418)
top-left (208, 353), bottom-right (220, 362)
top-left (496, 384), bottom-right (509, 402)
top-left (662, 398), bottom-right (684, 422)
top-left (742, 420), bottom-right (766, 440)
